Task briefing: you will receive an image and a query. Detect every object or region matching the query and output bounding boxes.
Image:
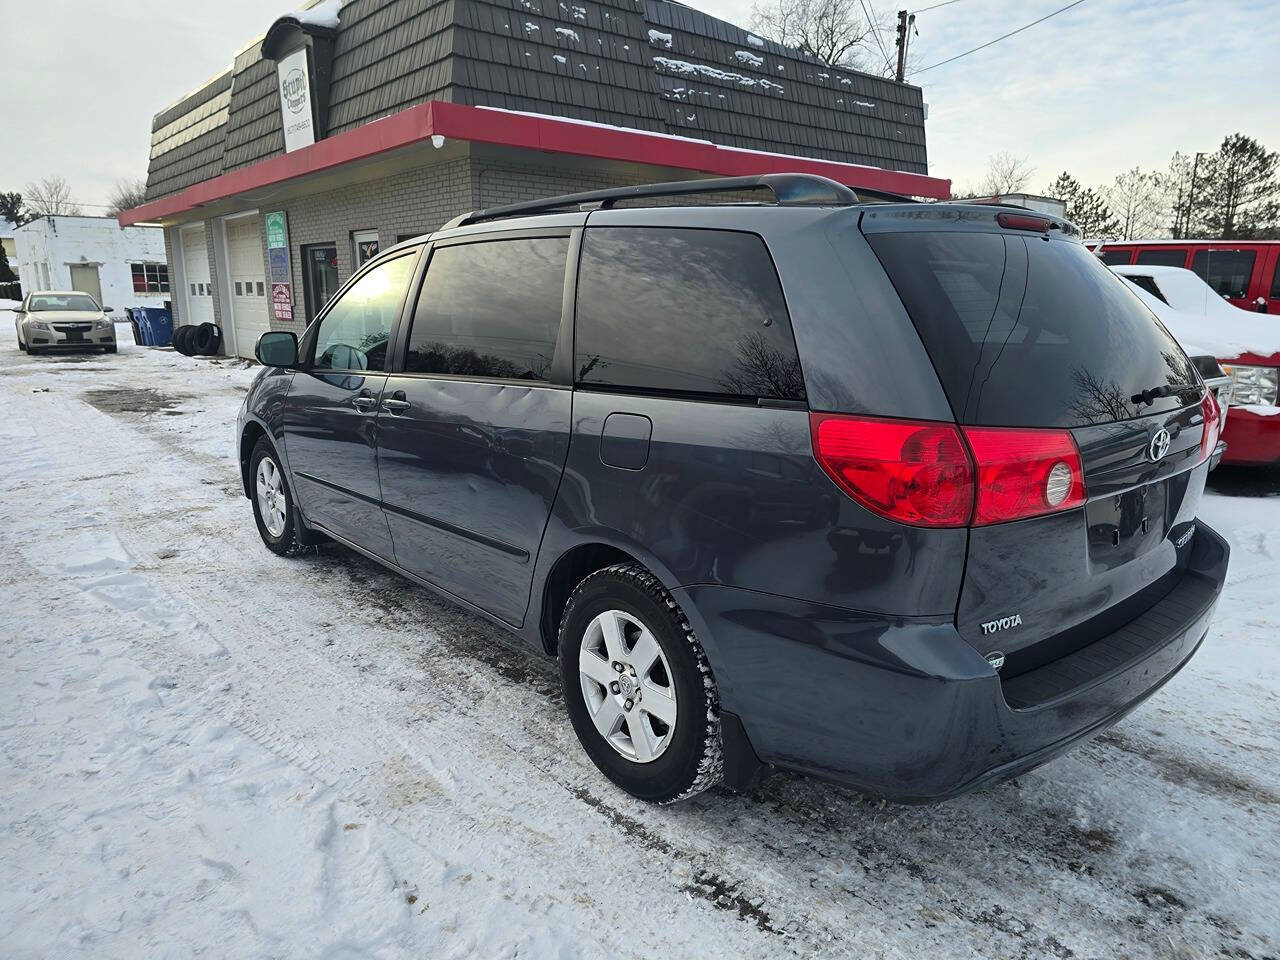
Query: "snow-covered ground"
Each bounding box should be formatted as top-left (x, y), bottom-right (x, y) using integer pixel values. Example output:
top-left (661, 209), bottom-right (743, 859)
top-left (1, 330), bottom-right (1278, 959)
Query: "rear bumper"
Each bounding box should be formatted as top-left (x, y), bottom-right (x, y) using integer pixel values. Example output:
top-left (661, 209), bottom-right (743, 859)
top-left (678, 521), bottom-right (1229, 802)
top-left (1219, 407), bottom-right (1280, 465)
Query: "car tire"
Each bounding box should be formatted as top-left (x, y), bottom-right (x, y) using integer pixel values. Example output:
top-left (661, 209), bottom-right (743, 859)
top-left (18, 338), bottom-right (26, 352)
top-left (173, 325), bottom-right (197, 356)
top-left (105, 344), bottom-right (118, 354)
top-left (194, 322), bottom-right (221, 356)
top-left (558, 563), bottom-right (723, 803)
top-left (249, 437), bottom-right (308, 557)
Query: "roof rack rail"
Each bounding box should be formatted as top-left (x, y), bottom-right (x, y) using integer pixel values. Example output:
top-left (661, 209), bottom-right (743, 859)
top-left (441, 173), bottom-right (879, 230)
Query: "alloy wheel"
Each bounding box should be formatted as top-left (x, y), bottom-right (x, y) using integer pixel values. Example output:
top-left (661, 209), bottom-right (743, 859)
top-left (578, 609), bottom-right (678, 763)
top-left (255, 456), bottom-right (288, 538)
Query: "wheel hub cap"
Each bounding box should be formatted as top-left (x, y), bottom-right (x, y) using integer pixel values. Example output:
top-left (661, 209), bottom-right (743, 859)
top-left (255, 457), bottom-right (288, 538)
top-left (578, 609), bottom-right (677, 764)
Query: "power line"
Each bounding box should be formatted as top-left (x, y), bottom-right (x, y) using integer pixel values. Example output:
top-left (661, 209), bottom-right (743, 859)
top-left (913, 0), bottom-right (963, 13)
top-left (860, 0), bottom-right (893, 69)
top-left (916, 0), bottom-right (1086, 73)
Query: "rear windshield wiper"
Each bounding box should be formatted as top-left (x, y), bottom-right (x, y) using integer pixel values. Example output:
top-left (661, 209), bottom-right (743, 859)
top-left (1130, 383), bottom-right (1198, 407)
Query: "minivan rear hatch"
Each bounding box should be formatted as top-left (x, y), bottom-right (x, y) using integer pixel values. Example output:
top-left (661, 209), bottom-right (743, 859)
top-left (862, 206), bottom-right (1215, 685)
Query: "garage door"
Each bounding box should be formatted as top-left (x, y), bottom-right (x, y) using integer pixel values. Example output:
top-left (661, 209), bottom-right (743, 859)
top-left (225, 216), bottom-right (270, 359)
top-left (180, 224), bottom-right (215, 328)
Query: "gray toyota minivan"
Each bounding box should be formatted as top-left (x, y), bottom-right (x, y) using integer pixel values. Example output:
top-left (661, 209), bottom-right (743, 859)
top-left (237, 174), bottom-right (1229, 804)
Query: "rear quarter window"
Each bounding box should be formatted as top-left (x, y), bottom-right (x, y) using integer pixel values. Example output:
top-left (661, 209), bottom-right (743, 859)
top-left (574, 227), bottom-right (804, 402)
top-left (867, 231), bottom-right (1199, 428)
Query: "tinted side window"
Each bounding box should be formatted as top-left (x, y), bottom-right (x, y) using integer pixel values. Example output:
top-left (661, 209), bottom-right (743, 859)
top-left (406, 237), bottom-right (568, 380)
top-left (1136, 249), bottom-right (1188, 267)
top-left (1271, 260), bottom-right (1280, 300)
top-left (313, 253), bottom-right (416, 371)
top-left (1192, 249), bottom-right (1255, 299)
top-left (575, 227), bottom-right (804, 401)
top-left (1098, 249), bottom-right (1132, 266)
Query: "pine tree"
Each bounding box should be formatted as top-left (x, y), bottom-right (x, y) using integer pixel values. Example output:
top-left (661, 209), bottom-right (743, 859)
top-left (0, 244), bottom-right (15, 284)
top-left (1196, 134), bottom-right (1279, 239)
top-left (1046, 172), bottom-right (1119, 238)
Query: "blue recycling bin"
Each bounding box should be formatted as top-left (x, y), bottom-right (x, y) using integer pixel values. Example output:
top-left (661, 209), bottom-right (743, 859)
top-left (126, 307), bottom-right (148, 345)
top-left (141, 307), bottom-right (173, 347)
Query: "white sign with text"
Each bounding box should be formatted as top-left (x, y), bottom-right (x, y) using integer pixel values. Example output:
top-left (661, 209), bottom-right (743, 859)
top-left (276, 47), bottom-right (315, 153)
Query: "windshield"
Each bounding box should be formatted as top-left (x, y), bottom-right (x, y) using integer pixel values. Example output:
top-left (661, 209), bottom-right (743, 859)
top-left (867, 231), bottom-right (1200, 427)
top-left (30, 294), bottom-right (101, 312)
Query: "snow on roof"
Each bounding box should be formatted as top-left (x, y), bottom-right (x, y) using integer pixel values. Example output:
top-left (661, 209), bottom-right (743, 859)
top-left (1117, 275), bottom-right (1280, 362)
top-left (295, 0), bottom-right (342, 28)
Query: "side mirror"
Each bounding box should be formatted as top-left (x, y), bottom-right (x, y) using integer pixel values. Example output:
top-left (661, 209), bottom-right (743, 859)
top-left (256, 330), bottom-right (298, 367)
top-left (101, 306), bottom-right (114, 313)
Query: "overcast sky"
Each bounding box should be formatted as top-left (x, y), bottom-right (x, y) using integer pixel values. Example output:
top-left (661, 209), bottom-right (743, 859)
top-left (3, 0), bottom-right (1278, 211)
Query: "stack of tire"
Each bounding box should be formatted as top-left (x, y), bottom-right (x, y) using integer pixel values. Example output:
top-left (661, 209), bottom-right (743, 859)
top-left (172, 323), bottom-right (223, 357)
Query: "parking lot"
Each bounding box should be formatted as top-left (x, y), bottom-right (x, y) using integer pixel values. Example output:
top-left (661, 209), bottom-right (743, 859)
top-left (2, 331), bottom-right (1278, 959)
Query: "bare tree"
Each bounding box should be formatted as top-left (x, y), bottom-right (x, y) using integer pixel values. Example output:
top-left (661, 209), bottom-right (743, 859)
top-left (1105, 167), bottom-right (1165, 240)
top-left (978, 152), bottom-right (1035, 196)
top-left (750, 0), bottom-right (889, 72)
top-left (106, 177), bottom-right (148, 218)
top-left (23, 175), bottom-right (82, 216)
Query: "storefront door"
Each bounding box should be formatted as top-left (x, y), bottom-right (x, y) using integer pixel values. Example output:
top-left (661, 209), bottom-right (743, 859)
top-left (302, 243), bottom-right (340, 323)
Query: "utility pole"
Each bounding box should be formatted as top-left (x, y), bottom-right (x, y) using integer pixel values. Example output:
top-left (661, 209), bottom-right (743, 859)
top-left (895, 10), bottom-right (908, 82)
top-left (1183, 151), bottom-right (1206, 239)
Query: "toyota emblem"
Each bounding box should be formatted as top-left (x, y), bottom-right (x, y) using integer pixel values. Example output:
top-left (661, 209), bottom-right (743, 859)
top-left (1148, 427), bottom-right (1171, 462)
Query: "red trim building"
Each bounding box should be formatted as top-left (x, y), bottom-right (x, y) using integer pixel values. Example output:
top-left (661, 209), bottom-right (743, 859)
top-left (126, 0), bottom-right (948, 358)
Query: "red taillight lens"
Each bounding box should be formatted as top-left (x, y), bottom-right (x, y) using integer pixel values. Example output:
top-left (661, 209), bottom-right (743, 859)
top-left (997, 212), bottom-right (1051, 232)
top-left (811, 415), bottom-right (1088, 527)
top-left (962, 427), bottom-right (1086, 525)
top-left (810, 414), bottom-right (974, 527)
top-left (1199, 389), bottom-right (1222, 463)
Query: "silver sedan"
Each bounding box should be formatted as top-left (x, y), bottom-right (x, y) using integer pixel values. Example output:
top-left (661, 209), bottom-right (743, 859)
top-left (12, 291), bottom-right (117, 354)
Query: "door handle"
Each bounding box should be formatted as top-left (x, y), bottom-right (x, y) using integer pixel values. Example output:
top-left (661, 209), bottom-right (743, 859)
top-left (352, 394), bottom-right (377, 411)
top-left (381, 396), bottom-right (411, 414)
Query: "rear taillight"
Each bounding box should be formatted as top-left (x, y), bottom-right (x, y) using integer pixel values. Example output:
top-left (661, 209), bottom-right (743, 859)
top-left (810, 414), bottom-right (973, 527)
top-left (962, 427), bottom-right (1086, 525)
top-left (1199, 389), bottom-right (1222, 463)
top-left (810, 414), bottom-right (1088, 528)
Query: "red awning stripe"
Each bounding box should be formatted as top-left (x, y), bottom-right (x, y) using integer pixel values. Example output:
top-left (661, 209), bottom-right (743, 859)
top-left (119, 99), bottom-right (950, 226)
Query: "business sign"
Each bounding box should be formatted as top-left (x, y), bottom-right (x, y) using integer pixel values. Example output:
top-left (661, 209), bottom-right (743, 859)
top-left (265, 211), bottom-right (293, 321)
top-left (272, 283), bottom-right (294, 322)
top-left (276, 47), bottom-right (315, 153)
top-left (265, 211), bottom-right (288, 250)
top-left (268, 247), bottom-right (290, 284)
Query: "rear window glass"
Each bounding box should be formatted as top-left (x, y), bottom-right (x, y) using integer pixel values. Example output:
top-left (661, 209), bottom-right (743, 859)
top-left (867, 231), bottom-right (1199, 427)
top-left (574, 227), bottom-right (804, 401)
top-left (1124, 274), bottom-right (1168, 303)
top-left (1136, 249), bottom-right (1188, 267)
top-left (1191, 249), bottom-right (1255, 299)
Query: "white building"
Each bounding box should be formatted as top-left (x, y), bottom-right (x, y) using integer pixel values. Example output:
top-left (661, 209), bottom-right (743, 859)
top-left (13, 216), bottom-right (169, 317)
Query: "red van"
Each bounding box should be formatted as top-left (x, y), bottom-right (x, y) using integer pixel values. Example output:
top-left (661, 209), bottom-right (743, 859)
top-left (1094, 240), bottom-right (1280, 313)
